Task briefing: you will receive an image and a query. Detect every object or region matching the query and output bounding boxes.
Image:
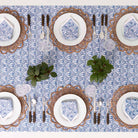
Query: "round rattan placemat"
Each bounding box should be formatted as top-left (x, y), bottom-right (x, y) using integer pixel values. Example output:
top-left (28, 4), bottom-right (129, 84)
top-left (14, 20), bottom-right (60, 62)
top-left (46, 84), bottom-right (93, 130)
top-left (108, 6), bottom-right (138, 55)
top-left (50, 7), bottom-right (93, 53)
top-left (0, 7), bottom-right (28, 54)
top-left (111, 84), bottom-right (138, 129)
top-left (0, 85), bottom-right (28, 130)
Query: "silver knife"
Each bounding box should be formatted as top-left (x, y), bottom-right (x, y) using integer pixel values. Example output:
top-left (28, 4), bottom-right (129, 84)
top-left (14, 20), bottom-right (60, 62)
top-left (42, 97), bottom-right (46, 122)
top-left (105, 14), bottom-right (108, 40)
top-left (28, 95), bottom-right (32, 123)
top-left (46, 15), bottom-right (50, 47)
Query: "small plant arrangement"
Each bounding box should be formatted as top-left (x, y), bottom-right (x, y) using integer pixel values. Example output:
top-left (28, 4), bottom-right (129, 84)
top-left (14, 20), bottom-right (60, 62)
top-left (87, 55), bottom-right (114, 83)
top-left (26, 62), bottom-right (57, 87)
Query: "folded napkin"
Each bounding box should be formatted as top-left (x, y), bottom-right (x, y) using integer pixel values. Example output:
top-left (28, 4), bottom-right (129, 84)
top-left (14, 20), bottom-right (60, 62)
top-left (124, 17), bottom-right (138, 40)
top-left (0, 98), bottom-right (13, 118)
top-left (0, 18), bottom-right (13, 41)
top-left (61, 18), bottom-right (79, 41)
top-left (61, 100), bottom-right (78, 121)
top-left (125, 98), bottom-right (138, 120)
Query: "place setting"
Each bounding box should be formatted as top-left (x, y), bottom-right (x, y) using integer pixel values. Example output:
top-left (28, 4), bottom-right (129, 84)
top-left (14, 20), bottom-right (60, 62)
top-left (0, 7), bottom-right (28, 54)
top-left (50, 7), bottom-right (93, 53)
top-left (111, 84), bottom-right (138, 129)
top-left (108, 6), bottom-right (138, 55)
top-left (0, 84), bottom-right (28, 130)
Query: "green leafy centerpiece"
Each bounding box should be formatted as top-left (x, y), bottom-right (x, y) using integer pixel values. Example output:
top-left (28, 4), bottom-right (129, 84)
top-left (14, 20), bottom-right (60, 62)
top-left (26, 62), bottom-right (57, 87)
top-left (87, 55), bottom-right (114, 83)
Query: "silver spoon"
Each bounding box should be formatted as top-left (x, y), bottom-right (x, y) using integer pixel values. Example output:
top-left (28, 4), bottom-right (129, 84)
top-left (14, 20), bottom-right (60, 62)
top-left (40, 14), bottom-right (45, 39)
top-left (31, 98), bottom-right (37, 123)
top-left (97, 98), bottom-right (104, 124)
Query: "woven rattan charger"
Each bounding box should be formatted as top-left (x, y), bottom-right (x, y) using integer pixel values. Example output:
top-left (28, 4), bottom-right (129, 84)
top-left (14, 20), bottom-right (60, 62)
top-left (0, 7), bottom-right (28, 54)
top-left (0, 85), bottom-right (28, 130)
top-left (50, 7), bottom-right (93, 53)
top-left (46, 84), bottom-right (93, 130)
top-left (111, 84), bottom-right (138, 129)
top-left (108, 6), bottom-right (138, 55)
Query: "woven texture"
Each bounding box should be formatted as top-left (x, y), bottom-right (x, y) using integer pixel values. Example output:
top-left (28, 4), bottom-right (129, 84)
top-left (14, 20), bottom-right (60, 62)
top-left (111, 84), bottom-right (138, 129)
top-left (108, 7), bottom-right (138, 55)
top-left (0, 7), bottom-right (28, 54)
top-left (0, 85), bottom-right (28, 130)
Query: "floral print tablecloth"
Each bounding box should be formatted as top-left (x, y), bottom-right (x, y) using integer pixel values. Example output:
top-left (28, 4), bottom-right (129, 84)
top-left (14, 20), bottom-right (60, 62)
top-left (0, 6), bottom-right (137, 132)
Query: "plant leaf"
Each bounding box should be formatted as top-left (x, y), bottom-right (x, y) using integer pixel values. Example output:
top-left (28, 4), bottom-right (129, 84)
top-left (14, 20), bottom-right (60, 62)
top-left (27, 66), bottom-right (35, 76)
top-left (35, 65), bottom-right (40, 76)
top-left (40, 62), bottom-right (48, 74)
top-left (31, 79), bottom-right (36, 87)
top-left (48, 65), bottom-right (54, 72)
top-left (92, 55), bottom-right (97, 60)
top-left (40, 74), bottom-right (49, 80)
top-left (50, 72), bottom-right (57, 77)
top-left (26, 75), bottom-right (34, 81)
top-left (87, 60), bottom-right (93, 66)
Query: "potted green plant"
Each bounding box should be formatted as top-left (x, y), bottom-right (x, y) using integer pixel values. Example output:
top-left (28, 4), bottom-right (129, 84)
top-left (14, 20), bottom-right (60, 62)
top-left (26, 62), bottom-right (57, 87)
top-left (87, 55), bottom-right (114, 83)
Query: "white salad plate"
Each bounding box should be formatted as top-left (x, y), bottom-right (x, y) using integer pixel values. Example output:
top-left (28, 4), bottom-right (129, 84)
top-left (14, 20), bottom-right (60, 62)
top-left (117, 92), bottom-right (138, 125)
top-left (0, 13), bottom-right (21, 47)
top-left (53, 13), bottom-right (87, 46)
top-left (116, 13), bottom-right (138, 46)
top-left (54, 94), bottom-right (87, 127)
top-left (0, 92), bottom-right (21, 125)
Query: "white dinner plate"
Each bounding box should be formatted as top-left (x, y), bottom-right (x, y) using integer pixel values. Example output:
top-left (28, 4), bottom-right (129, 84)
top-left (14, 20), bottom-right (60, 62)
top-left (0, 92), bottom-right (21, 125)
top-left (54, 94), bottom-right (87, 127)
top-left (53, 13), bottom-right (87, 46)
top-left (117, 92), bottom-right (138, 125)
top-left (0, 13), bottom-right (21, 47)
top-left (116, 13), bottom-right (138, 46)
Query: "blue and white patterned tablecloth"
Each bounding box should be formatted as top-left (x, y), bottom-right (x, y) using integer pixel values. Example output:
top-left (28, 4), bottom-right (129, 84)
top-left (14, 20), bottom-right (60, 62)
top-left (0, 6), bottom-right (137, 132)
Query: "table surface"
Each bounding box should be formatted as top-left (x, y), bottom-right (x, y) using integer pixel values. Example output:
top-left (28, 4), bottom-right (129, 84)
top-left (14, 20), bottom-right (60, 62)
top-left (0, 5), bottom-right (137, 132)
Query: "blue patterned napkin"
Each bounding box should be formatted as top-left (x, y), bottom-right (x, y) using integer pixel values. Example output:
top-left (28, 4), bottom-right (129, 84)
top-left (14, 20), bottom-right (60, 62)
top-left (125, 98), bottom-right (138, 120)
top-left (61, 100), bottom-right (78, 121)
top-left (0, 98), bottom-right (13, 118)
top-left (61, 18), bottom-right (79, 40)
top-left (124, 17), bottom-right (138, 40)
top-left (0, 18), bottom-right (13, 41)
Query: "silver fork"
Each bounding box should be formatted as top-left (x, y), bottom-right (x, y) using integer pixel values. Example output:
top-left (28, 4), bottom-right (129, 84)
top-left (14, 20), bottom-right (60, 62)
top-left (31, 94), bottom-right (37, 123)
top-left (27, 14), bottom-right (32, 38)
top-left (93, 14), bottom-right (96, 39)
top-left (99, 14), bottom-right (104, 40)
top-left (106, 99), bottom-right (110, 125)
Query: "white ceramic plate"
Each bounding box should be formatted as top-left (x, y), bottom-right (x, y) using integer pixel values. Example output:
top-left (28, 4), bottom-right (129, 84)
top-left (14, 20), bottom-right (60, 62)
top-left (0, 13), bottom-right (21, 47)
top-left (116, 13), bottom-right (138, 46)
top-left (53, 13), bottom-right (87, 46)
top-left (54, 94), bottom-right (87, 127)
top-left (0, 92), bottom-right (21, 125)
top-left (117, 92), bottom-right (138, 125)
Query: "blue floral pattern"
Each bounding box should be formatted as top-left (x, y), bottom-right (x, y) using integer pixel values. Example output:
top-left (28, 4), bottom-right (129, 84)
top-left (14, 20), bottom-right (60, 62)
top-left (0, 98), bottom-right (13, 118)
top-left (125, 98), bottom-right (138, 120)
top-left (0, 6), bottom-right (137, 132)
top-left (61, 100), bottom-right (78, 121)
top-left (61, 18), bottom-right (79, 40)
top-left (124, 17), bottom-right (138, 40)
top-left (0, 19), bottom-right (13, 41)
